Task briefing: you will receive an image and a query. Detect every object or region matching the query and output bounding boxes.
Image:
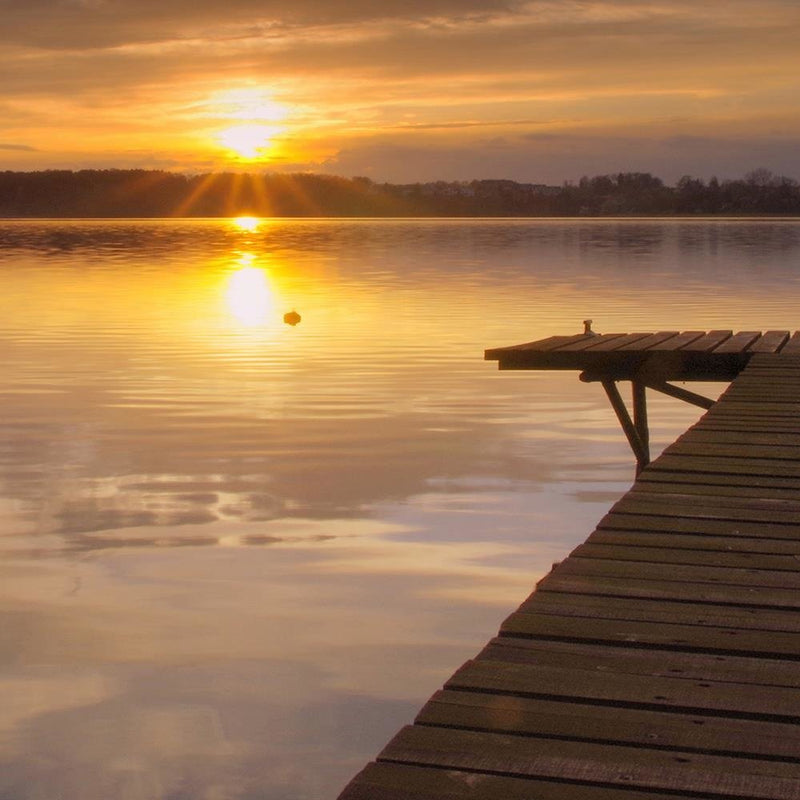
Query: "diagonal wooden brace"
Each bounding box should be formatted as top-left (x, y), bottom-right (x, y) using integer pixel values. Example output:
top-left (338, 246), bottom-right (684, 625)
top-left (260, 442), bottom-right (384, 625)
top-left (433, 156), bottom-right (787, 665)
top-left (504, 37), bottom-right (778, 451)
top-left (601, 380), bottom-right (650, 472)
top-left (642, 380), bottom-right (715, 409)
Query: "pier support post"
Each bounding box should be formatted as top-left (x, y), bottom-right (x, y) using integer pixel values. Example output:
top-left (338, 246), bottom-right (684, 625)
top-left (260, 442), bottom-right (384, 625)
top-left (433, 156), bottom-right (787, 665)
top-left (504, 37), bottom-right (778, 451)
top-left (580, 370), bottom-right (716, 472)
top-left (601, 380), bottom-right (650, 473)
top-left (632, 380), bottom-right (649, 461)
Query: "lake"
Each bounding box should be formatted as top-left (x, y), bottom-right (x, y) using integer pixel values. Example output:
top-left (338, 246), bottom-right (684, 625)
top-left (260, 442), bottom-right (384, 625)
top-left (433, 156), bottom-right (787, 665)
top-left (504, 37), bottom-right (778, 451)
top-left (1, 217), bottom-right (800, 799)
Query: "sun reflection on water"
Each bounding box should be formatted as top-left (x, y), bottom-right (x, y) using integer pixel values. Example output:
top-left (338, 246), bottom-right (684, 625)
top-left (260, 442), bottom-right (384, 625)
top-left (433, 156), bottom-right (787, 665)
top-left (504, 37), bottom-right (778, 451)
top-left (225, 254), bottom-right (275, 327)
top-left (231, 216), bottom-right (261, 232)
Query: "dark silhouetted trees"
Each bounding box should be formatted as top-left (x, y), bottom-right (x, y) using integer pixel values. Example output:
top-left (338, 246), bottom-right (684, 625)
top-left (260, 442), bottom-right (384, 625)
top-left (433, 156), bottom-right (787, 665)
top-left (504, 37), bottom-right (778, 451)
top-left (0, 168), bottom-right (798, 217)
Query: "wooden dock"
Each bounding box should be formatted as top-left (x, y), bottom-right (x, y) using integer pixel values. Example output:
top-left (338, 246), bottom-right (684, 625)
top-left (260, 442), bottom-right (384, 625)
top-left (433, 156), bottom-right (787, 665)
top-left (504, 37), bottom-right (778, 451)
top-left (337, 330), bottom-right (800, 800)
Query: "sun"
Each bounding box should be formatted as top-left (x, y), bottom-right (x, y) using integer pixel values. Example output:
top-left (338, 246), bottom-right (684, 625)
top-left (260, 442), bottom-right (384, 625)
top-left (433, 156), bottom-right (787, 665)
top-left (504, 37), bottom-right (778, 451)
top-left (209, 87), bottom-right (289, 162)
top-left (232, 216), bottom-right (261, 232)
top-left (219, 124), bottom-right (279, 159)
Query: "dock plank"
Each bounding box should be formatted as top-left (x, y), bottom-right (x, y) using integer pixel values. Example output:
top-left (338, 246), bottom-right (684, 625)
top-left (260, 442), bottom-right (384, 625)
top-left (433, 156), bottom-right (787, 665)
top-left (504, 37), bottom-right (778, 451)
top-left (611, 495), bottom-right (800, 524)
top-left (417, 690), bottom-right (800, 760)
top-left (339, 762), bottom-right (683, 800)
top-left (500, 611), bottom-right (800, 658)
top-left (575, 332), bottom-right (654, 351)
top-left (666, 442), bottom-right (800, 460)
top-left (711, 331), bottom-right (763, 353)
top-left (589, 528), bottom-right (800, 555)
top-left (642, 330), bottom-right (706, 350)
top-left (637, 468), bottom-right (800, 491)
top-left (695, 421), bottom-right (800, 433)
top-left (516, 590), bottom-right (800, 632)
top-left (597, 510), bottom-right (800, 539)
top-left (645, 453), bottom-right (800, 478)
top-left (747, 331), bottom-right (791, 353)
top-left (632, 477), bottom-right (800, 499)
top-left (555, 333), bottom-right (628, 351)
top-left (572, 540), bottom-right (800, 571)
top-left (548, 556), bottom-right (800, 591)
top-left (679, 330), bottom-right (733, 352)
top-left (483, 334), bottom-right (591, 360)
top-left (776, 331), bottom-right (800, 353)
top-left (479, 637), bottom-right (800, 688)
top-left (677, 430), bottom-right (800, 446)
top-left (626, 483), bottom-right (800, 509)
top-left (614, 331), bottom-right (680, 351)
top-left (447, 659), bottom-right (800, 716)
top-left (377, 726), bottom-right (800, 799)
top-left (536, 572), bottom-right (800, 610)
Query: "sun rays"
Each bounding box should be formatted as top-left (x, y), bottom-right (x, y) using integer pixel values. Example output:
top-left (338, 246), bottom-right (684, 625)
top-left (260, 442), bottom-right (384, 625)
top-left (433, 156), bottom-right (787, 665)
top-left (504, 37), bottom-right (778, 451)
top-left (168, 172), bottom-right (328, 218)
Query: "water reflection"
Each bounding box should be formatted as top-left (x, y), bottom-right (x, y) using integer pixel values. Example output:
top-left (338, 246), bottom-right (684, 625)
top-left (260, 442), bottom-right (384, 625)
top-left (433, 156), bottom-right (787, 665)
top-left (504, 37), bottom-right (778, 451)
top-left (231, 216), bottom-right (262, 233)
top-left (2, 218), bottom-right (800, 798)
top-left (225, 255), bottom-right (276, 327)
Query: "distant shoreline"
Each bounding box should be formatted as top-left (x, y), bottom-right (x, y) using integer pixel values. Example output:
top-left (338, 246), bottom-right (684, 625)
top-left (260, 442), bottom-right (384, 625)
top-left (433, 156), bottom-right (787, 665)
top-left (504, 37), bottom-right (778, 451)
top-left (3, 214), bottom-right (800, 220)
top-left (1, 168), bottom-right (799, 217)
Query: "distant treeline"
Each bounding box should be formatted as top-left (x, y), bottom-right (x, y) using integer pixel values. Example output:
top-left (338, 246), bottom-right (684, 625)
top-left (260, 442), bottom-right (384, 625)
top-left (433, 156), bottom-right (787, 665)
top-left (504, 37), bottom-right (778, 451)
top-left (0, 168), bottom-right (799, 217)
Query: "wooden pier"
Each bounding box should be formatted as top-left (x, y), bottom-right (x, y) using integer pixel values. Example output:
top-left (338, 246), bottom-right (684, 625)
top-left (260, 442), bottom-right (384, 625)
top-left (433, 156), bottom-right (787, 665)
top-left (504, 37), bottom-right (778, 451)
top-left (338, 330), bottom-right (800, 800)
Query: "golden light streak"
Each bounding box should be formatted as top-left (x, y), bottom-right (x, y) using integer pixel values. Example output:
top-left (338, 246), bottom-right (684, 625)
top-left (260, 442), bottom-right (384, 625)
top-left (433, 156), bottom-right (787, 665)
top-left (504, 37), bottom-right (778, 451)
top-left (225, 254), bottom-right (275, 327)
top-left (231, 216), bottom-right (261, 232)
top-left (171, 173), bottom-right (272, 217)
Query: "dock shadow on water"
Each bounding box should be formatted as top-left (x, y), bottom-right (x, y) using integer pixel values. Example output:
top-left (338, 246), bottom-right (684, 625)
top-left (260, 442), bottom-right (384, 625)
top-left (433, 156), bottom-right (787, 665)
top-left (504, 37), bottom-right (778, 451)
top-left (0, 218), bottom-right (799, 798)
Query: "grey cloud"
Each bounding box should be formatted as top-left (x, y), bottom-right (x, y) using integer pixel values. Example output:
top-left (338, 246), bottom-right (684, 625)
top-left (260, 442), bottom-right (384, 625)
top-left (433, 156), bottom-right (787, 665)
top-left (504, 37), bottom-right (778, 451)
top-left (324, 133), bottom-right (800, 185)
top-left (0, 143), bottom-right (38, 151)
top-left (1, 0), bottom-right (796, 103)
top-left (2, 0), bottom-right (797, 65)
top-left (0, 0), bottom-right (523, 49)
top-left (389, 119), bottom-right (547, 131)
top-left (652, 135), bottom-right (800, 181)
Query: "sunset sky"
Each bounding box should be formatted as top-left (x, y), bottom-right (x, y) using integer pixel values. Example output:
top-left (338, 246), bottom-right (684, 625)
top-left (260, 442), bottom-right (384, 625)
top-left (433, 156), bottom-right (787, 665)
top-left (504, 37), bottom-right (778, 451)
top-left (2, 0), bottom-right (799, 184)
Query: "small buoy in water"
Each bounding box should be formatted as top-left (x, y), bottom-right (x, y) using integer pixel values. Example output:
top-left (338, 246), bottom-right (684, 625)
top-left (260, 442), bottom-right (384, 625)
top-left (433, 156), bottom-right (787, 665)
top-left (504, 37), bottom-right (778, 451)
top-left (284, 310), bottom-right (301, 326)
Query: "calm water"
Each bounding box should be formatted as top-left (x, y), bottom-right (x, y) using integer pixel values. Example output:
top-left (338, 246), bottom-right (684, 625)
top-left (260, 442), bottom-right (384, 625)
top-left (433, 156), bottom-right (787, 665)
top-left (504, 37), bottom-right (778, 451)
top-left (1, 217), bottom-right (800, 799)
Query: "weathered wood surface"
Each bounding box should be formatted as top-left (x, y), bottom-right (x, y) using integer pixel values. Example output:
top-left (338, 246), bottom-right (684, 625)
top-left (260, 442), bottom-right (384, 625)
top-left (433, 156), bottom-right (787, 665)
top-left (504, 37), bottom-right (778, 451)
top-left (485, 328), bottom-right (800, 381)
top-left (338, 347), bottom-right (800, 800)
